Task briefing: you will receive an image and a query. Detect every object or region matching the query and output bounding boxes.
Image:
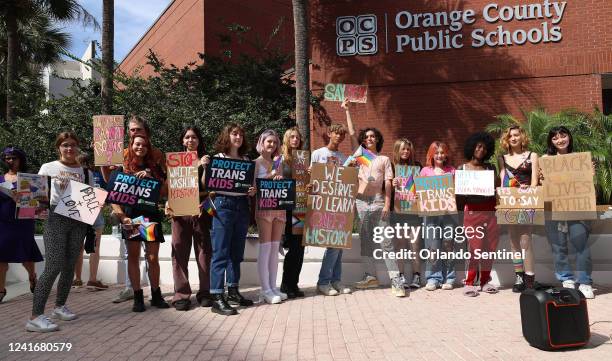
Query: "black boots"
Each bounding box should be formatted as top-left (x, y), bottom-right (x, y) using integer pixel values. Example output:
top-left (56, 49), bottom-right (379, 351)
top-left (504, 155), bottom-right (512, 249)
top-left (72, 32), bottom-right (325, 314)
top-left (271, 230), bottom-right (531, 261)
top-left (211, 294), bottom-right (237, 316)
top-left (524, 274), bottom-right (536, 290)
top-left (512, 272), bottom-right (526, 293)
top-left (150, 287), bottom-right (170, 309)
top-left (227, 286), bottom-right (254, 307)
top-left (132, 289), bottom-right (145, 312)
top-left (281, 284), bottom-right (305, 299)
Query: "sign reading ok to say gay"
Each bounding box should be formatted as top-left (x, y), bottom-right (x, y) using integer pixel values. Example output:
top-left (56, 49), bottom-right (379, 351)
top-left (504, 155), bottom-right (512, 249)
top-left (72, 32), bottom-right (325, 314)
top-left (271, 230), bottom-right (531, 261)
top-left (205, 157), bottom-right (255, 194)
top-left (106, 171), bottom-right (161, 207)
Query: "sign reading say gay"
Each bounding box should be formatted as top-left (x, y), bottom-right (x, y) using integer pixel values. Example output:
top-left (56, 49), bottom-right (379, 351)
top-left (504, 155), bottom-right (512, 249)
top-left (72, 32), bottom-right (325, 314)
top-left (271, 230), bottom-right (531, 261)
top-left (324, 83), bottom-right (368, 103)
top-left (106, 171), bottom-right (161, 207)
top-left (414, 174), bottom-right (457, 215)
top-left (495, 186), bottom-right (544, 225)
top-left (205, 157), bottom-right (255, 194)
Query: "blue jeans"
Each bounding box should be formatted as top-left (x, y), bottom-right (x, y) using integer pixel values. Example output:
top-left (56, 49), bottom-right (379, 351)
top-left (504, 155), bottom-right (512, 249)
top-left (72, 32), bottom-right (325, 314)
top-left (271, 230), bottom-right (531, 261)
top-left (210, 195), bottom-right (250, 294)
top-left (423, 215), bottom-right (457, 285)
top-left (546, 221), bottom-right (592, 285)
top-left (317, 248), bottom-right (343, 285)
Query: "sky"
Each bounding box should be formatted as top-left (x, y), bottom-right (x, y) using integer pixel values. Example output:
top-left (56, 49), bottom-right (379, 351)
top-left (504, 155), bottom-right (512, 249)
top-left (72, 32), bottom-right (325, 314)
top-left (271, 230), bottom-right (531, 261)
top-left (61, 0), bottom-right (172, 62)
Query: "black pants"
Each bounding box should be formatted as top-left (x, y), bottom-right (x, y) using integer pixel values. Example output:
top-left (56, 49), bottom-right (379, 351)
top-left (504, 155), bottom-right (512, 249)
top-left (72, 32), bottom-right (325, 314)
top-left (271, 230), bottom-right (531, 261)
top-left (281, 210), bottom-right (304, 289)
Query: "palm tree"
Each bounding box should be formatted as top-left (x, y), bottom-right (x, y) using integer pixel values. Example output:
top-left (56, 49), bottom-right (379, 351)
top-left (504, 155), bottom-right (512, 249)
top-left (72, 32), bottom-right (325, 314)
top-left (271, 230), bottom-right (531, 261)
top-left (292, 0), bottom-right (310, 150)
top-left (101, 0), bottom-right (113, 114)
top-left (0, 0), bottom-right (99, 123)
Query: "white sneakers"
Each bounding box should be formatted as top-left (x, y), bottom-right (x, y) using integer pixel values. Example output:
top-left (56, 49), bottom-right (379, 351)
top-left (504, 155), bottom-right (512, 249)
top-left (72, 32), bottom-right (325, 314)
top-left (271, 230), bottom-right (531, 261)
top-left (26, 315), bottom-right (59, 332)
top-left (578, 284), bottom-right (595, 299)
top-left (52, 305), bottom-right (78, 321)
top-left (317, 284), bottom-right (339, 296)
top-left (271, 288), bottom-right (288, 301)
top-left (332, 282), bottom-right (352, 294)
top-left (354, 273), bottom-right (379, 289)
top-left (562, 280), bottom-right (576, 289)
top-left (260, 290), bottom-right (282, 304)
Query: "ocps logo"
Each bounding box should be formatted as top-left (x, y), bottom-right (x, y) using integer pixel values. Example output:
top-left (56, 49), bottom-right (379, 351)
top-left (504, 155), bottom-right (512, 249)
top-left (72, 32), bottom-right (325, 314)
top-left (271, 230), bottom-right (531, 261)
top-left (336, 15), bottom-right (378, 56)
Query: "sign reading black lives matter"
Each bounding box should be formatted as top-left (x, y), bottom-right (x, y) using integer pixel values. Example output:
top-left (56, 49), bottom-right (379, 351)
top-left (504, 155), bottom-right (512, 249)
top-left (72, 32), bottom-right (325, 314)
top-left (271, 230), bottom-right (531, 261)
top-left (106, 171), bottom-right (161, 207)
top-left (205, 157), bottom-right (255, 194)
top-left (256, 179), bottom-right (296, 210)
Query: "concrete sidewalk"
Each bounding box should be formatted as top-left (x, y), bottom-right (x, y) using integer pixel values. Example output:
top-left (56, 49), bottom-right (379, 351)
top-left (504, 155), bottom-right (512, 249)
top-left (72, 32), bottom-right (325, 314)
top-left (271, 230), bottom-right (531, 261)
top-left (1, 284), bottom-right (611, 361)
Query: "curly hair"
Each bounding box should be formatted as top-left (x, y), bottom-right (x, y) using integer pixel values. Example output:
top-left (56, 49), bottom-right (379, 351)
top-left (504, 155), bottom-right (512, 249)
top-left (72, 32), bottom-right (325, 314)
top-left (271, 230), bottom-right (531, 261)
top-left (425, 141), bottom-right (451, 168)
top-left (180, 126), bottom-right (205, 157)
top-left (358, 128), bottom-right (384, 152)
top-left (124, 135), bottom-right (162, 179)
top-left (546, 126), bottom-right (573, 155)
top-left (464, 132), bottom-right (495, 161)
top-left (1, 146), bottom-right (28, 172)
top-left (214, 123), bottom-right (249, 156)
top-left (500, 125), bottom-right (529, 154)
top-left (281, 127), bottom-right (303, 163)
top-left (256, 129), bottom-right (281, 158)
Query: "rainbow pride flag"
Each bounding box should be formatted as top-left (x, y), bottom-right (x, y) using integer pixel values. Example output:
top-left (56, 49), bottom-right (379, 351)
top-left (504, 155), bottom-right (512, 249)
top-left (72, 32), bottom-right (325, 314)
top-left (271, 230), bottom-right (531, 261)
top-left (201, 197), bottom-right (217, 217)
top-left (502, 171), bottom-right (519, 187)
top-left (138, 224), bottom-right (156, 242)
top-left (403, 175), bottom-right (416, 193)
top-left (349, 146), bottom-right (376, 167)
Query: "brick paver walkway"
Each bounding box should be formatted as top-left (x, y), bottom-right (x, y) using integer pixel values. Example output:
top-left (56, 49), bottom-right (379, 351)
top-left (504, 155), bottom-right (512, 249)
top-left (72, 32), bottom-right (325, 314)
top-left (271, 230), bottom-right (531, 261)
top-left (1, 284), bottom-right (611, 360)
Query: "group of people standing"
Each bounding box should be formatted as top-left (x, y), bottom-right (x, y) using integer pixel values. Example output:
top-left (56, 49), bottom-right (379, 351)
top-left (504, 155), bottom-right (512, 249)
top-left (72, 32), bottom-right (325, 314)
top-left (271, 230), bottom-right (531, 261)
top-left (0, 104), bottom-right (596, 334)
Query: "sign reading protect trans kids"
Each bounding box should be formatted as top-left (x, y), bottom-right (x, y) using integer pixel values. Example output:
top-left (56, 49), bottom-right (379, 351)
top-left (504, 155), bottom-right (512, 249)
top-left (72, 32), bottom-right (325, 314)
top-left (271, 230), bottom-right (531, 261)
top-left (336, 1), bottom-right (567, 56)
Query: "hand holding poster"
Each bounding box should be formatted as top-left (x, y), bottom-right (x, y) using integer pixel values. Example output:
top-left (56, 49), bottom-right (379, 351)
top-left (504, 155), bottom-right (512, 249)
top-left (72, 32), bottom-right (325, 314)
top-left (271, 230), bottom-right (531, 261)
top-left (205, 157), bottom-right (255, 194)
top-left (539, 152), bottom-right (597, 220)
top-left (455, 170), bottom-right (495, 196)
top-left (292, 150), bottom-right (310, 233)
top-left (496, 186), bottom-right (544, 225)
top-left (106, 171), bottom-right (161, 207)
top-left (394, 165), bottom-right (420, 214)
top-left (303, 164), bottom-right (358, 249)
top-left (16, 173), bottom-right (49, 219)
top-left (54, 180), bottom-right (108, 225)
top-left (256, 179), bottom-right (296, 210)
top-left (324, 83), bottom-right (368, 103)
top-left (414, 174), bottom-right (457, 215)
top-left (166, 151), bottom-right (200, 216)
top-left (93, 115), bottom-right (124, 166)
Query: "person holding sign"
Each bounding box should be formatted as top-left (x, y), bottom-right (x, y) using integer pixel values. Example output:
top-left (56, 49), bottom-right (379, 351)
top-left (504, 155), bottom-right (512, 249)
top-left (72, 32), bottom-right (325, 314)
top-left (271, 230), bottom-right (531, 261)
top-left (343, 100), bottom-right (404, 296)
top-left (0, 147), bottom-right (43, 304)
top-left (166, 126), bottom-right (213, 310)
top-left (458, 132), bottom-right (500, 296)
top-left (26, 132), bottom-right (93, 332)
top-left (208, 123), bottom-right (256, 315)
top-left (254, 130), bottom-right (287, 304)
top-left (391, 138), bottom-right (423, 289)
top-left (541, 127), bottom-right (594, 298)
top-left (109, 135), bottom-right (170, 312)
top-left (279, 127), bottom-right (306, 299)
top-left (498, 126), bottom-right (539, 292)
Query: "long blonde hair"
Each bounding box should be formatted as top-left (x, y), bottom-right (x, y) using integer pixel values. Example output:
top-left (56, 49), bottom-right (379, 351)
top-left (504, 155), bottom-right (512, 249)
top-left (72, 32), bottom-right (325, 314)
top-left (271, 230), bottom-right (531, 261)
top-left (281, 127), bottom-right (303, 164)
top-left (392, 138), bottom-right (416, 165)
top-left (500, 125), bottom-right (529, 154)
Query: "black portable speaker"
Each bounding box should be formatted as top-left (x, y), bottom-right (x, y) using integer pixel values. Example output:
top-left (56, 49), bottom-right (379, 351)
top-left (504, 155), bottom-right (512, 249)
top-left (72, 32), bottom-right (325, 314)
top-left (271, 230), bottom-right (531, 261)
top-left (519, 287), bottom-right (590, 350)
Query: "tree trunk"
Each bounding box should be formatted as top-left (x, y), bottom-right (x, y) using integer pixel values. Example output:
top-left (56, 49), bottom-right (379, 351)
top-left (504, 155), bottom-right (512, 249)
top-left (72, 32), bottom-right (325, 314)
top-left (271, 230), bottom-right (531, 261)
top-left (292, 0), bottom-right (310, 150)
top-left (5, 5), bottom-right (18, 123)
top-left (101, 0), bottom-right (114, 114)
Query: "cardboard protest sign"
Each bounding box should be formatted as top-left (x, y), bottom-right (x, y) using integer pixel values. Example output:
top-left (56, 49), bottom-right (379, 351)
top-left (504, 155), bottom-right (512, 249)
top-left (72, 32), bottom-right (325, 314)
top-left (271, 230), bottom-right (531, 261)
top-left (106, 171), bottom-right (161, 207)
top-left (394, 165), bottom-right (420, 214)
top-left (303, 164), bottom-right (357, 249)
top-left (205, 157), bottom-right (255, 194)
top-left (166, 151), bottom-right (200, 216)
top-left (455, 170), bottom-right (495, 196)
top-left (292, 150), bottom-right (310, 233)
top-left (414, 174), bottom-right (457, 215)
top-left (54, 180), bottom-right (108, 225)
top-left (16, 173), bottom-right (49, 219)
top-left (496, 186), bottom-right (544, 225)
top-left (539, 152), bottom-right (597, 220)
top-left (256, 179), bottom-right (296, 210)
top-left (93, 115), bottom-right (124, 166)
top-left (324, 83), bottom-right (368, 103)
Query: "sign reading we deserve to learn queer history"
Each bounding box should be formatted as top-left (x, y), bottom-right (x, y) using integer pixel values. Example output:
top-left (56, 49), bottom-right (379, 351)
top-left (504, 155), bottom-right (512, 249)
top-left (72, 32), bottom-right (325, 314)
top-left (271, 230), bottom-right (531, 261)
top-left (496, 186), bottom-right (544, 225)
top-left (292, 150), bottom-right (310, 233)
top-left (414, 174), bottom-right (457, 215)
top-left (256, 179), bottom-right (296, 210)
top-left (106, 171), bottom-right (161, 207)
top-left (455, 170), bottom-right (495, 196)
top-left (166, 151), bottom-right (200, 216)
top-left (394, 165), bottom-right (420, 214)
top-left (93, 115), bottom-right (124, 166)
top-left (16, 173), bottom-right (49, 219)
top-left (303, 164), bottom-right (358, 249)
top-left (323, 83), bottom-right (368, 103)
top-left (539, 152), bottom-right (597, 220)
top-left (54, 180), bottom-right (108, 225)
top-left (205, 157), bottom-right (255, 194)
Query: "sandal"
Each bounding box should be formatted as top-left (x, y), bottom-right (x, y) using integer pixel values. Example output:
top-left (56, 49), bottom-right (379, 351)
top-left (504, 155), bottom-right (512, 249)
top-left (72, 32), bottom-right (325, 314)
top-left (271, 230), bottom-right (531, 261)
top-left (29, 274), bottom-right (37, 293)
top-left (481, 283), bottom-right (499, 294)
top-left (463, 285), bottom-right (479, 297)
top-left (0, 289), bottom-right (6, 303)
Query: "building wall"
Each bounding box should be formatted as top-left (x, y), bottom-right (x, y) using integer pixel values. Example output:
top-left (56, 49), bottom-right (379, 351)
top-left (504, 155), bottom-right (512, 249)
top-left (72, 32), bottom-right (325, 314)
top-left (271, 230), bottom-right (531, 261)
top-left (310, 0), bottom-right (612, 161)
